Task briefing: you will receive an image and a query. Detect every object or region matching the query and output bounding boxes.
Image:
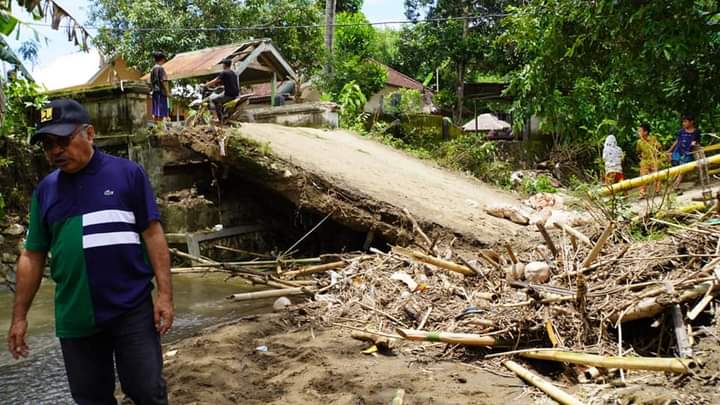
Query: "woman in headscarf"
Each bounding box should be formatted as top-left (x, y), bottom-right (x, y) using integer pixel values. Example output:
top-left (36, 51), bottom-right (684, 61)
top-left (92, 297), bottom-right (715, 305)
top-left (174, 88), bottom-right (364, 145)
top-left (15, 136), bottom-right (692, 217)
top-left (603, 134), bottom-right (625, 185)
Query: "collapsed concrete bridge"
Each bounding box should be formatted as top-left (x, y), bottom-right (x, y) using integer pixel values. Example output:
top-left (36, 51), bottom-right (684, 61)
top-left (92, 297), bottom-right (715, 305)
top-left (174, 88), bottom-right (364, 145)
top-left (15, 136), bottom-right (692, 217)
top-left (162, 123), bottom-right (528, 249)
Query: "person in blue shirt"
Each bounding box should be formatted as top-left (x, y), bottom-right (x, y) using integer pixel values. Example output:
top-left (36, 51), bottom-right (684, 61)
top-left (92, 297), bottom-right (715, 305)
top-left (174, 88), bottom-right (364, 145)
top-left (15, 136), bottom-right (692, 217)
top-left (667, 113), bottom-right (701, 189)
top-left (8, 99), bottom-right (173, 404)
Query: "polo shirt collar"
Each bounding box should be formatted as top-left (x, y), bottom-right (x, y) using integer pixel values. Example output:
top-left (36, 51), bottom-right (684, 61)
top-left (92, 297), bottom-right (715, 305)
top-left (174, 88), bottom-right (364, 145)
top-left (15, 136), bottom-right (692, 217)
top-left (64, 146), bottom-right (104, 176)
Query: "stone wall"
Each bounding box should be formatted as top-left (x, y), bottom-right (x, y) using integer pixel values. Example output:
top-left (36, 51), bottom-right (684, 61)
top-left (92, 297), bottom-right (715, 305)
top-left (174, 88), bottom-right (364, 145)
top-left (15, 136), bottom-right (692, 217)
top-left (244, 102), bottom-right (338, 128)
top-left (48, 81), bottom-right (150, 136)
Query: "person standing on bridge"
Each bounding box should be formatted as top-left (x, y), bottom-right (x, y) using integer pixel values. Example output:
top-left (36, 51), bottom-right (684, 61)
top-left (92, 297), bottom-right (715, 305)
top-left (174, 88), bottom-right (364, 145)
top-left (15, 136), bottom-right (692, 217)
top-left (150, 51), bottom-right (171, 123)
top-left (204, 58), bottom-right (240, 122)
top-left (7, 99), bottom-right (174, 404)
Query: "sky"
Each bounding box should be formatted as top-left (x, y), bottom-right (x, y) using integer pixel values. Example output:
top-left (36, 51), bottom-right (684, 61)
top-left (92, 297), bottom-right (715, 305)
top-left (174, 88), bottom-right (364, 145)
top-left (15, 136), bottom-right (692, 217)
top-left (6, 0), bottom-right (408, 79)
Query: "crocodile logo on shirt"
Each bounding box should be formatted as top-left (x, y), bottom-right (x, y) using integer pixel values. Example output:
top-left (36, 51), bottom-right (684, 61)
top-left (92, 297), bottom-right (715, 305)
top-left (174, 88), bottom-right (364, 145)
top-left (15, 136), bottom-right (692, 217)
top-left (104, 189), bottom-right (115, 196)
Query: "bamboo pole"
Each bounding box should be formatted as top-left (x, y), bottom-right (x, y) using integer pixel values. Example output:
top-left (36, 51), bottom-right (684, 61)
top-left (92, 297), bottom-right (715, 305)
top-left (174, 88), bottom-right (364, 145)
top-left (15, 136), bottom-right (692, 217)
top-left (503, 360), bottom-right (584, 405)
top-left (282, 261), bottom-right (345, 279)
top-left (536, 223), bottom-right (559, 258)
top-left (687, 292), bottom-right (717, 320)
top-left (393, 247), bottom-right (475, 276)
top-left (553, 222), bottom-right (592, 247)
top-left (396, 328), bottom-right (497, 347)
top-left (581, 223), bottom-right (614, 268)
top-left (610, 278), bottom-right (720, 322)
top-left (228, 287), bottom-right (314, 301)
top-left (599, 153), bottom-right (720, 196)
top-left (519, 350), bottom-right (694, 374)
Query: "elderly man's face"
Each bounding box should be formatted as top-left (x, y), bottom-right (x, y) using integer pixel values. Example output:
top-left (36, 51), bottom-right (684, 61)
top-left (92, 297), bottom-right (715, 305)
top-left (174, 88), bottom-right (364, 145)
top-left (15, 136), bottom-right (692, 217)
top-left (41, 125), bottom-right (95, 173)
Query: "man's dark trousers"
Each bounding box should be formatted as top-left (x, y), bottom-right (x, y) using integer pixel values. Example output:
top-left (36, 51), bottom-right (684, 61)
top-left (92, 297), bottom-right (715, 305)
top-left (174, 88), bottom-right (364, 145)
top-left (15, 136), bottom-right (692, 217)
top-left (59, 298), bottom-right (168, 405)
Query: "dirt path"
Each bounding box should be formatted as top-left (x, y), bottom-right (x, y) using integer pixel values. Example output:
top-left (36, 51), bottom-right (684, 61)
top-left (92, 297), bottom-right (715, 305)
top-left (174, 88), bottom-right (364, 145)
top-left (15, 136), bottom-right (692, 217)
top-left (235, 124), bottom-right (525, 245)
top-left (164, 315), bottom-right (527, 405)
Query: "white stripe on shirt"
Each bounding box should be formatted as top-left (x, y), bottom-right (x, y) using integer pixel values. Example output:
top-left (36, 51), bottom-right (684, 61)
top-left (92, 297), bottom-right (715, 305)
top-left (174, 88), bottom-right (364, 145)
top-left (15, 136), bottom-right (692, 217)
top-left (83, 232), bottom-right (140, 249)
top-left (82, 210), bottom-right (136, 227)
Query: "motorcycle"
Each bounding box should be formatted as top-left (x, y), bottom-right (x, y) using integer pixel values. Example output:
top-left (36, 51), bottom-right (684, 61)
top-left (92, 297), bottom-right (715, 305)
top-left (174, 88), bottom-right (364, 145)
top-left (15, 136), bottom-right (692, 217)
top-left (186, 84), bottom-right (253, 127)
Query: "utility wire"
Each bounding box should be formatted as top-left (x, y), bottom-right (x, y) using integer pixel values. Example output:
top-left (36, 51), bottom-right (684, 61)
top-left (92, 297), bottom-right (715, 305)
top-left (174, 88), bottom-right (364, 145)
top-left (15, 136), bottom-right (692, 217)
top-left (21, 13), bottom-right (512, 32)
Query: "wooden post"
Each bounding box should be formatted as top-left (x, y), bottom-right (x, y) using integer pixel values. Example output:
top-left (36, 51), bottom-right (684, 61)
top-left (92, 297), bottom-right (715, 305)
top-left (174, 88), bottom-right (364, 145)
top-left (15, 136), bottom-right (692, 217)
top-left (324, 0), bottom-right (336, 75)
top-left (271, 72), bottom-right (277, 107)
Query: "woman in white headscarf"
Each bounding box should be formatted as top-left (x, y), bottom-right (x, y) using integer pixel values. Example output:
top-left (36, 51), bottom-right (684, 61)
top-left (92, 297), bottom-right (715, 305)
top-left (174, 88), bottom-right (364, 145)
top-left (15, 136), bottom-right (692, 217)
top-left (602, 135), bottom-right (625, 185)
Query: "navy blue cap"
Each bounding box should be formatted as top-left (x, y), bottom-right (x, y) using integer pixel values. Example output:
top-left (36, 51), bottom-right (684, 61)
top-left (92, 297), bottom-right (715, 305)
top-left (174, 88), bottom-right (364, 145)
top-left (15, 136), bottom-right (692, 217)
top-left (32, 99), bottom-right (91, 143)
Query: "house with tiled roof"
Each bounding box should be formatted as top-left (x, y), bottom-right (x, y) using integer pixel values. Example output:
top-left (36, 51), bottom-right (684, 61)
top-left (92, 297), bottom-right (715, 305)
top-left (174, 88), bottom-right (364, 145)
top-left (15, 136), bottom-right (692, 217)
top-left (364, 62), bottom-right (434, 114)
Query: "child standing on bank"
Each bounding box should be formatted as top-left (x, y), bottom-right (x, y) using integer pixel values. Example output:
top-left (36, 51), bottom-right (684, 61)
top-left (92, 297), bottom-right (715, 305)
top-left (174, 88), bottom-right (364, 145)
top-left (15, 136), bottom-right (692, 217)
top-left (636, 123), bottom-right (663, 197)
top-left (603, 135), bottom-right (625, 185)
top-left (667, 114), bottom-right (701, 189)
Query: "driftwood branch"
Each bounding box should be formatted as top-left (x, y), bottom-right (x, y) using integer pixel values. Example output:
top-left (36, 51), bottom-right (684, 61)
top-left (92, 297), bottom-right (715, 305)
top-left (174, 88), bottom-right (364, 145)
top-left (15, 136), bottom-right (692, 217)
top-left (536, 223), bottom-right (559, 257)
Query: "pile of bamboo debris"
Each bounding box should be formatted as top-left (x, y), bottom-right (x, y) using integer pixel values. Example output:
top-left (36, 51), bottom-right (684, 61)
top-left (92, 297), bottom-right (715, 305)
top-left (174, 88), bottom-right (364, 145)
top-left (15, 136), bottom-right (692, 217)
top-left (171, 216), bottom-right (720, 403)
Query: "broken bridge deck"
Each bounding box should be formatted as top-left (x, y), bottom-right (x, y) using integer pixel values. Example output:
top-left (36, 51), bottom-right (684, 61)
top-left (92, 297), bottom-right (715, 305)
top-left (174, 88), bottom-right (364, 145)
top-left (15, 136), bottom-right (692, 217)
top-left (175, 123), bottom-right (527, 246)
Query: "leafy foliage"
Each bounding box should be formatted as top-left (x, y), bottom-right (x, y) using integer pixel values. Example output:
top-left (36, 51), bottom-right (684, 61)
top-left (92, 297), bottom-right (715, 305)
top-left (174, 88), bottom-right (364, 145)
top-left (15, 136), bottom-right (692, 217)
top-left (321, 12), bottom-right (387, 98)
top-left (399, 1), bottom-right (517, 121)
top-left (316, 0), bottom-right (364, 14)
top-left (337, 80), bottom-right (368, 128)
top-left (521, 175), bottom-right (557, 195)
top-left (498, 0), bottom-right (720, 148)
top-left (1, 78), bottom-right (47, 140)
top-left (91, 0), bottom-right (324, 75)
top-left (383, 88), bottom-right (423, 116)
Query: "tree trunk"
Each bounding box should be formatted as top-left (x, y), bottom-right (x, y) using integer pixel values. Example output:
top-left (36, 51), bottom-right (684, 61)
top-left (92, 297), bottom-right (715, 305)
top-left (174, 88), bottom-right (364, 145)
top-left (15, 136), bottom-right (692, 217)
top-left (324, 0), bottom-right (337, 75)
top-left (453, 8), bottom-right (469, 124)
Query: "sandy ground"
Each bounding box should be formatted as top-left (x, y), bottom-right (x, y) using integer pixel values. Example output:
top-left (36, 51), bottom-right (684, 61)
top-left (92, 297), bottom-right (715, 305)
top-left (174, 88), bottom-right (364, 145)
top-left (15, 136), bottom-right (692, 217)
top-left (164, 313), bottom-right (720, 405)
top-left (164, 315), bottom-right (528, 405)
top-left (236, 124), bottom-right (526, 245)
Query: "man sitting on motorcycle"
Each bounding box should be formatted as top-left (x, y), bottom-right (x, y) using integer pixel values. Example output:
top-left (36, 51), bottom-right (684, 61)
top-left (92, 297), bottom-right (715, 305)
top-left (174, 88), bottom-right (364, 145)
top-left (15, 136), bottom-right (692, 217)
top-left (204, 58), bottom-right (240, 121)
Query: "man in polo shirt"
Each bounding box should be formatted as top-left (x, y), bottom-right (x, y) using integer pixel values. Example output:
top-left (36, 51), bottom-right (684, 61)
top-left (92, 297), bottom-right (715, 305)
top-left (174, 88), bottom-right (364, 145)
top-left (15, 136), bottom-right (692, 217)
top-left (6, 99), bottom-right (173, 404)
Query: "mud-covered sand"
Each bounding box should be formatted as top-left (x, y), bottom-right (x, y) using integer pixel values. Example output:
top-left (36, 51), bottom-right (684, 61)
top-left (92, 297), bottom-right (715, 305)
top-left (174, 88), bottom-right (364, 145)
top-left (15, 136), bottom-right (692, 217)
top-left (163, 315), bottom-right (527, 405)
top-left (164, 314), bottom-right (720, 405)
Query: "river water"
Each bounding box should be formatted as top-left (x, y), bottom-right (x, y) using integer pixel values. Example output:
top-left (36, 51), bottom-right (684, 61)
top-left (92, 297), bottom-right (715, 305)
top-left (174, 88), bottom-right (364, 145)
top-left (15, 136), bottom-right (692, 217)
top-left (0, 274), bottom-right (269, 404)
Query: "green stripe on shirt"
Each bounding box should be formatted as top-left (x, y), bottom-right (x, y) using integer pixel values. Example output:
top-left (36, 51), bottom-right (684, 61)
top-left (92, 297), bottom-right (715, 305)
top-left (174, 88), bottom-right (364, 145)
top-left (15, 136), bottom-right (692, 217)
top-left (49, 216), bottom-right (97, 337)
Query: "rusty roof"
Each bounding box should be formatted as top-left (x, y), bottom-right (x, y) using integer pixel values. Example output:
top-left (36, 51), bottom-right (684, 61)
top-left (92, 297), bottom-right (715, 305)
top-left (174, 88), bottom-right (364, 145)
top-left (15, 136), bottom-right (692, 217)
top-left (141, 39), bottom-right (296, 83)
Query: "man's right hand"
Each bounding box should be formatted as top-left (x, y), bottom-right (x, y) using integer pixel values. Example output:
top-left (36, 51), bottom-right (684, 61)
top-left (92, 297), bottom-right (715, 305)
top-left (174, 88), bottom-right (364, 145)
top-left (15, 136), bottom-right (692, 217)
top-left (7, 319), bottom-right (29, 359)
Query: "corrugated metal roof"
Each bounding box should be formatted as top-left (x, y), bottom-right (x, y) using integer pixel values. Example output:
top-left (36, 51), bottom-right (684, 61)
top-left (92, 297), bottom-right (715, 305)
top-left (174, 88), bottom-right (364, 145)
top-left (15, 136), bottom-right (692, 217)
top-left (140, 39), bottom-right (296, 84)
top-left (143, 42), bottom-right (249, 81)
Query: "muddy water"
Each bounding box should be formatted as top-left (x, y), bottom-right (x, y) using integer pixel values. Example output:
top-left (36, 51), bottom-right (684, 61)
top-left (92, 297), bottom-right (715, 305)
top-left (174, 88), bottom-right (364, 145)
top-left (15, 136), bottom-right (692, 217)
top-left (0, 274), bottom-right (270, 404)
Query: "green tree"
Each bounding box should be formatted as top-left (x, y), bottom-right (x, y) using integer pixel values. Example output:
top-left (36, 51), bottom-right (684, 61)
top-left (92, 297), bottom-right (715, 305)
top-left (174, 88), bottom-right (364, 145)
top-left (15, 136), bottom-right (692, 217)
top-left (402, 0), bottom-right (516, 122)
top-left (322, 12), bottom-right (386, 98)
top-left (317, 0), bottom-right (363, 13)
top-left (498, 0), bottom-right (720, 147)
top-left (91, 0), bottom-right (324, 75)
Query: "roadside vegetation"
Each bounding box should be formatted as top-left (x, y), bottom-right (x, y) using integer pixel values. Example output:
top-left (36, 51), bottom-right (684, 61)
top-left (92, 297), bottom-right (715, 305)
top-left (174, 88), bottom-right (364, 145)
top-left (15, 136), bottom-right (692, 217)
top-left (3, 1), bottom-right (720, 211)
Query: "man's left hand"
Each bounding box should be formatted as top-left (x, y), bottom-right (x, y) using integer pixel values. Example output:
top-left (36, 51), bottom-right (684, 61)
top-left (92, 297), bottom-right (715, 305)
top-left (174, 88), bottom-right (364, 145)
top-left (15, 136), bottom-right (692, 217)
top-left (154, 294), bottom-right (174, 335)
